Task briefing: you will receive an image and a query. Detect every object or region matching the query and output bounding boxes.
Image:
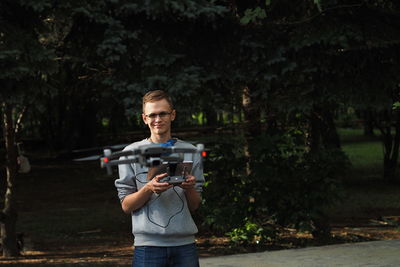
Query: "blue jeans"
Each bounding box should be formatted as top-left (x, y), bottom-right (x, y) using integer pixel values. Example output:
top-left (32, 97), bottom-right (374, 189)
top-left (132, 243), bottom-right (199, 267)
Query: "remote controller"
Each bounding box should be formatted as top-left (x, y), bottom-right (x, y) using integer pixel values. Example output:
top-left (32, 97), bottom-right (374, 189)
top-left (159, 175), bottom-right (186, 185)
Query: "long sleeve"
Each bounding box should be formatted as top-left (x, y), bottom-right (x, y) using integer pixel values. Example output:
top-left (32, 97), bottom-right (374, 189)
top-left (115, 156), bottom-right (137, 202)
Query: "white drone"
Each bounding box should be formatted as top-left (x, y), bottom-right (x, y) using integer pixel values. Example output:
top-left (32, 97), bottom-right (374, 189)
top-left (75, 140), bottom-right (205, 184)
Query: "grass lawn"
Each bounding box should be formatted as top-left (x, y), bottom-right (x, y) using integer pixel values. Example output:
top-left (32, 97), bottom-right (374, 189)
top-left (332, 128), bottom-right (400, 220)
top-left (339, 128), bottom-right (383, 178)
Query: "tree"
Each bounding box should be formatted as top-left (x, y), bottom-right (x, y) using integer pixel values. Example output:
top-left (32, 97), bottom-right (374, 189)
top-left (0, 0), bottom-right (56, 256)
top-left (206, 0), bottom-right (400, 239)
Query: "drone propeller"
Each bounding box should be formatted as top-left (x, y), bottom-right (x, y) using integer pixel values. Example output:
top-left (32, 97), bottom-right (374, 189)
top-left (73, 144), bottom-right (129, 162)
top-left (73, 155), bottom-right (102, 161)
top-left (72, 144), bottom-right (128, 153)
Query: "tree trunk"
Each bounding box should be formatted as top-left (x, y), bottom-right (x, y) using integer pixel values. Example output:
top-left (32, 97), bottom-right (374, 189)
top-left (204, 103), bottom-right (218, 127)
top-left (311, 215), bottom-right (332, 243)
top-left (1, 103), bottom-right (19, 257)
top-left (307, 105), bottom-right (333, 240)
top-left (242, 86), bottom-right (261, 138)
top-left (308, 105), bottom-right (322, 154)
top-left (363, 109), bottom-right (375, 137)
top-left (242, 86), bottom-right (261, 176)
top-left (383, 159), bottom-right (397, 181)
top-left (378, 110), bottom-right (400, 183)
top-left (309, 105), bottom-right (340, 151)
top-left (321, 107), bottom-right (341, 149)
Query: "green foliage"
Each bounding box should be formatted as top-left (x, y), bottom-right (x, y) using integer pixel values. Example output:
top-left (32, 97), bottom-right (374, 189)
top-left (2, 0), bottom-right (400, 148)
top-left (227, 218), bottom-right (275, 246)
top-left (199, 136), bottom-right (248, 233)
top-left (240, 7), bottom-right (267, 25)
top-left (393, 102), bottom-right (400, 110)
top-left (0, 0), bottom-right (57, 101)
top-left (201, 130), bottom-right (350, 242)
top-left (117, 0), bottom-right (227, 20)
top-left (254, 133), bottom-right (349, 226)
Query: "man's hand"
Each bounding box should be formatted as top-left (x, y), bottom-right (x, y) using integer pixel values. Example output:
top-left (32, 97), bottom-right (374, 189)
top-left (146, 173), bottom-right (173, 194)
top-left (179, 175), bottom-right (201, 211)
top-left (179, 175), bottom-right (196, 190)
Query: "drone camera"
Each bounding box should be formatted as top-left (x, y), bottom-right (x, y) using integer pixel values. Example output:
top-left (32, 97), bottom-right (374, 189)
top-left (148, 157), bottom-right (162, 167)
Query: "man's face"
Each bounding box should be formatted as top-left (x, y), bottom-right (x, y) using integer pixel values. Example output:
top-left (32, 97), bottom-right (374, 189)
top-left (142, 99), bottom-right (176, 137)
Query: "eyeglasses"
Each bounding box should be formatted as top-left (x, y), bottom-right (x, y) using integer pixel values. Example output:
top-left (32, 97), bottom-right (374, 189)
top-left (145, 112), bottom-right (172, 120)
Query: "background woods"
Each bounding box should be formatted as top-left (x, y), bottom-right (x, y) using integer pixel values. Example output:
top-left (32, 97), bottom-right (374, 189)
top-left (1, 0), bottom-right (400, 259)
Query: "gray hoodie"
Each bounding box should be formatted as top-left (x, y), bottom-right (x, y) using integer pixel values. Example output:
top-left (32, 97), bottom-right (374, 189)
top-left (115, 139), bottom-right (205, 246)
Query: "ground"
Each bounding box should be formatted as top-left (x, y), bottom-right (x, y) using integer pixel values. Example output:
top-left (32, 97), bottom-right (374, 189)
top-left (0, 158), bottom-right (400, 266)
top-left (1, 223), bottom-right (399, 266)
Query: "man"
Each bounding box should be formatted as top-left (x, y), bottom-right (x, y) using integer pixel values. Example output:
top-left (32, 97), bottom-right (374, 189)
top-left (115, 90), bottom-right (204, 267)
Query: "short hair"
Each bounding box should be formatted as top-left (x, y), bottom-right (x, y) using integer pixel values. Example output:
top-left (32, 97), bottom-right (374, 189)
top-left (142, 90), bottom-right (174, 112)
